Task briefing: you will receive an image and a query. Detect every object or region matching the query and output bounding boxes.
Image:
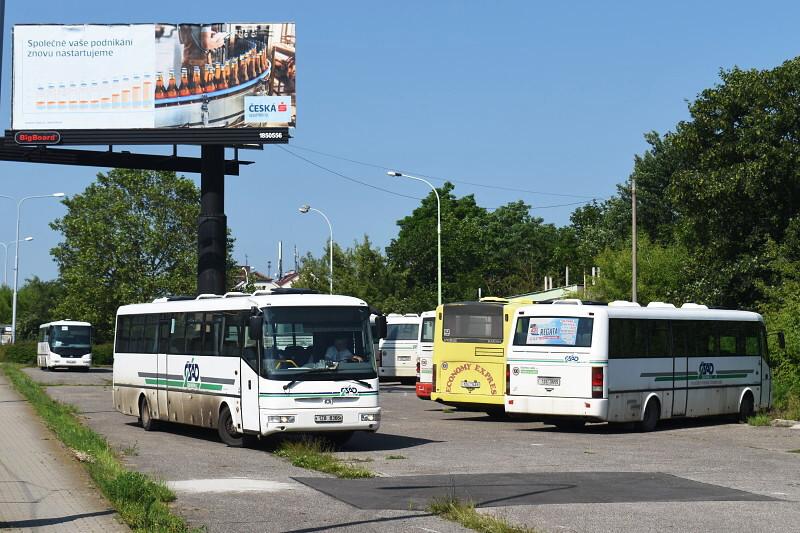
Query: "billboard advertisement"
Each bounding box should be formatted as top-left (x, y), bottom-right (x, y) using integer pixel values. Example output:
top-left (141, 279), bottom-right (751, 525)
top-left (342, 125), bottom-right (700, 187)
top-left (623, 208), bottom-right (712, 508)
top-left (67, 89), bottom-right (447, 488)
top-left (11, 22), bottom-right (296, 136)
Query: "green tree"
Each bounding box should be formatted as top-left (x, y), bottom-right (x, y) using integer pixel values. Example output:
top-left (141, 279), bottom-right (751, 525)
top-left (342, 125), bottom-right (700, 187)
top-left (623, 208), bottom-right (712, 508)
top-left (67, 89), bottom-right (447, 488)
top-left (13, 277), bottom-right (65, 340)
top-left (50, 169), bottom-right (200, 341)
top-left (0, 285), bottom-right (10, 324)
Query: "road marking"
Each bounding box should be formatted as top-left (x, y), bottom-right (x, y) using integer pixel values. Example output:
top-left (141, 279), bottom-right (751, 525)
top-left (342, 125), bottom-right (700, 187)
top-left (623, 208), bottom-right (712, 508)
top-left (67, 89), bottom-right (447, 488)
top-left (167, 478), bottom-right (297, 493)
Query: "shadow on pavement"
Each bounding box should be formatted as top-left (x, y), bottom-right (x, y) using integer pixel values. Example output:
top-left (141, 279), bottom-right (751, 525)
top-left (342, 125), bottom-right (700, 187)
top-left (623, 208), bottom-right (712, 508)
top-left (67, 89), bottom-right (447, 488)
top-left (0, 509), bottom-right (116, 529)
top-left (344, 431), bottom-right (441, 452)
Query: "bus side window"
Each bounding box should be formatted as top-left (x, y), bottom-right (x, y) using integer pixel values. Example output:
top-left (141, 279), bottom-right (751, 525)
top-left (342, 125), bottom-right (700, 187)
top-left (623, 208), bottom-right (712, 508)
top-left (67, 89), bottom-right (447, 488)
top-left (690, 321), bottom-right (712, 356)
top-left (169, 314), bottom-right (187, 355)
top-left (671, 321), bottom-right (690, 357)
top-left (143, 315), bottom-right (159, 354)
top-left (649, 320), bottom-right (670, 357)
top-left (242, 311), bottom-right (259, 370)
top-left (221, 312), bottom-right (243, 357)
top-left (39, 328), bottom-right (46, 343)
top-left (513, 318), bottom-right (527, 345)
top-left (719, 321), bottom-right (737, 356)
top-left (202, 313), bottom-right (224, 357)
top-left (185, 313), bottom-right (204, 355)
top-left (157, 314), bottom-right (172, 354)
top-left (116, 316), bottom-right (131, 353)
top-left (130, 316), bottom-right (146, 353)
top-left (743, 322), bottom-right (761, 356)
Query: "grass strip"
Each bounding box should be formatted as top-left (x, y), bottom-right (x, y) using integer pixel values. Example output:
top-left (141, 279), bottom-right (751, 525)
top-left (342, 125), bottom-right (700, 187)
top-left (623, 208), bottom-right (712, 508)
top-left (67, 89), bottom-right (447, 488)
top-left (1, 363), bottom-right (195, 532)
top-left (274, 438), bottom-right (374, 479)
top-left (428, 496), bottom-right (539, 533)
top-left (747, 413), bottom-right (772, 426)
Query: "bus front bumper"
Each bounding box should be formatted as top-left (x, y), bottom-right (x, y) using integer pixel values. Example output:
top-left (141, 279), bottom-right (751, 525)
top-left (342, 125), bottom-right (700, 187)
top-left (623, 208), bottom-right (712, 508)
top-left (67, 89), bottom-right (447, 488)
top-left (505, 396), bottom-right (608, 421)
top-left (48, 354), bottom-right (91, 368)
top-left (416, 382), bottom-right (432, 399)
top-left (260, 406), bottom-right (381, 436)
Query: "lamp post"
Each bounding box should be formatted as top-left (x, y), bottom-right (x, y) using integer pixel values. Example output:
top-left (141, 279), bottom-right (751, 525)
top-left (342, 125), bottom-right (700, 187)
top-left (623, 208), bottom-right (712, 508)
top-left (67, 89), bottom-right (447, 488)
top-left (11, 193), bottom-right (65, 343)
top-left (631, 176), bottom-right (637, 303)
top-left (1, 237), bottom-right (33, 287)
top-left (387, 171), bottom-right (442, 307)
top-left (299, 205), bottom-right (333, 294)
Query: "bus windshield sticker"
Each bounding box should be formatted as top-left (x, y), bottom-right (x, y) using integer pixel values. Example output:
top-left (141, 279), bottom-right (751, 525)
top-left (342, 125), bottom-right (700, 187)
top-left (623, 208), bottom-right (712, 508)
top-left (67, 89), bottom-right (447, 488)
top-left (527, 318), bottom-right (578, 345)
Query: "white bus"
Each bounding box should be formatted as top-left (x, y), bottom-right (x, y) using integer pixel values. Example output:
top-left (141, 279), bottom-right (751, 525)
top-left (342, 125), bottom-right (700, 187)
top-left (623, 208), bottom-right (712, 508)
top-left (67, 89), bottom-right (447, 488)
top-left (37, 320), bottom-right (93, 371)
top-left (416, 310), bottom-right (435, 399)
top-left (112, 290), bottom-right (385, 447)
top-left (505, 300), bottom-right (774, 431)
top-left (378, 313), bottom-right (419, 383)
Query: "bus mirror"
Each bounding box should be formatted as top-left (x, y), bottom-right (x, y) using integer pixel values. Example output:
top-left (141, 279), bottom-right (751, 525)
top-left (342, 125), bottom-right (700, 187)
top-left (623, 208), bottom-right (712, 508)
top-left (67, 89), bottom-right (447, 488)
top-left (248, 316), bottom-right (263, 341)
top-left (375, 315), bottom-right (388, 339)
top-left (778, 331), bottom-right (786, 350)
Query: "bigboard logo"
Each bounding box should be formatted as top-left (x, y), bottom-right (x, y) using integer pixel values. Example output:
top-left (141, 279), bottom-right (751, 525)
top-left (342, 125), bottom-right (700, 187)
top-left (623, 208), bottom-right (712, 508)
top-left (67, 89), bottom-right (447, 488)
top-left (15, 131), bottom-right (61, 145)
top-left (244, 96), bottom-right (292, 123)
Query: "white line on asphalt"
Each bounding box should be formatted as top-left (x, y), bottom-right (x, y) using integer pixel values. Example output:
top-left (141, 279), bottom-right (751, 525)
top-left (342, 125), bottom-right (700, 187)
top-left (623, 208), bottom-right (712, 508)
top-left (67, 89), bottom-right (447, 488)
top-left (167, 478), bottom-right (298, 493)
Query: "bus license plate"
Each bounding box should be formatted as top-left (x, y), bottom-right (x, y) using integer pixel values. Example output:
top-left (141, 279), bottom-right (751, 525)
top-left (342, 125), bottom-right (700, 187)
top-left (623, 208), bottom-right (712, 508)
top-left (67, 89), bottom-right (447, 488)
top-left (537, 376), bottom-right (561, 386)
top-left (315, 414), bottom-right (343, 423)
top-left (397, 356), bottom-right (411, 361)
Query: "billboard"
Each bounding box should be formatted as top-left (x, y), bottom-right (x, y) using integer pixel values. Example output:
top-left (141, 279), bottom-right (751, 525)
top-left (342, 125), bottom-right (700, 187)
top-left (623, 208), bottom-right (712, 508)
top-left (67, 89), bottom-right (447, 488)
top-left (11, 22), bottom-right (295, 142)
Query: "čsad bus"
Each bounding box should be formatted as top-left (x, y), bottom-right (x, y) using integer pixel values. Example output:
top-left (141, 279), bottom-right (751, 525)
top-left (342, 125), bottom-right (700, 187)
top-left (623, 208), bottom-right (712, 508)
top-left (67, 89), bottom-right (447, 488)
top-left (505, 300), bottom-right (774, 431)
top-left (37, 320), bottom-right (93, 371)
top-left (112, 290), bottom-right (385, 447)
top-left (416, 310), bottom-right (436, 399)
top-left (378, 313), bottom-right (419, 383)
top-left (430, 298), bottom-right (531, 416)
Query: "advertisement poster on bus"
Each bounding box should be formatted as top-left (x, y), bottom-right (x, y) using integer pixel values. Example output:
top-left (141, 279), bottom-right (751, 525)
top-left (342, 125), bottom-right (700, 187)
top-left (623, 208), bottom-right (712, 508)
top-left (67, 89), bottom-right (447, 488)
top-left (12, 22), bottom-right (296, 130)
top-left (526, 318), bottom-right (579, 346)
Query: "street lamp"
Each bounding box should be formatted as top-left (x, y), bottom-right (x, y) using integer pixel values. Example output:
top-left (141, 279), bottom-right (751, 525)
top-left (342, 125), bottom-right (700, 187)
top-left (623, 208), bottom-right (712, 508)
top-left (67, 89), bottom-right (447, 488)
top-left (299, 204), bottom-right (333, 294)
top-left (387, 171), bottom-right (442, 307)
top-left (11, 193), bottom-right (65, 343)
top-left (0, 237), bottom-right (33, 287)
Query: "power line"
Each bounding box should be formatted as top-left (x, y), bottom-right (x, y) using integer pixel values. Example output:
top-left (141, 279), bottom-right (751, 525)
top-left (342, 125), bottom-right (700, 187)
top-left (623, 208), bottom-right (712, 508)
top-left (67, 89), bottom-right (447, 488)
top-left (289, 143), bottom-right (601, 200)
top-left (277, 145), bottom-right (608, 210)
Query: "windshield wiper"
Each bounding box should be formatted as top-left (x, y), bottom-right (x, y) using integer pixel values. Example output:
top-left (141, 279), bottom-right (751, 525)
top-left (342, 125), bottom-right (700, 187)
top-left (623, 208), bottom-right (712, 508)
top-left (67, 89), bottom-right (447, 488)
top-left (282, 364), bottom-right (340, 390)
top-left (345, 379), bottom-right (373, 389)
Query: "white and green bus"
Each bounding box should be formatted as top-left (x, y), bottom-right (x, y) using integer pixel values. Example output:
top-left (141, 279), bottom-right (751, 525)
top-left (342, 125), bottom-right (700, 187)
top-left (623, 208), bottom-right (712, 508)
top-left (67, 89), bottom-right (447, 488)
top-left (112, 290), bottom-right (385, 446)
top-left (505, 300), bottom-right (776, 431)
top-left (37, 320), bottom-right (93, 371)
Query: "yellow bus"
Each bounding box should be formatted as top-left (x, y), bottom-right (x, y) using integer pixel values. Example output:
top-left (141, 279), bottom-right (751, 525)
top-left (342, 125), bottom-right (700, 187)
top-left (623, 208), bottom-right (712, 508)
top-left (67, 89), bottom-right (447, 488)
top-left (430, 297), bottom-right (531, 417)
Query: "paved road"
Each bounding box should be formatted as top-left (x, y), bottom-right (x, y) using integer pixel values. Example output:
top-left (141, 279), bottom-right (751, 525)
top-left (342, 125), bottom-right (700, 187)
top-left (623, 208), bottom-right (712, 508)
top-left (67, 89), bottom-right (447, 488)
top-left (0, 372), bottom-right (127, 533)
top-left (27, 368), bottom-right (800, 532)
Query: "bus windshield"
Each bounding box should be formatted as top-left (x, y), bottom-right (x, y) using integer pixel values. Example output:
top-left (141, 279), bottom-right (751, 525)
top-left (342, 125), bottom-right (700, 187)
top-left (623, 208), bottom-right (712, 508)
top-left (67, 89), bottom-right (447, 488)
top-left (49, 325), bottom-right (92, 355)
top-left (442, 303), bottom-right (503, 344)
top-left (261, 306), bottom-right (377, 380)
top-left (386, 323), bottom-right (419, 341)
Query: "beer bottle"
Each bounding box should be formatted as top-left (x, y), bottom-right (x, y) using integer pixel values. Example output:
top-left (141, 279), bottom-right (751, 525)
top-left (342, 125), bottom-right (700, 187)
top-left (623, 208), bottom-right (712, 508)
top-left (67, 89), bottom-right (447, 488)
top-left (205, 64), bottom-right (216, 93)
top-left (166, 69), bottom-right (178, 98)
top-left (238, 54), bottom-right (249, 82)
top-left (215, 63), bottom-right (227, 90)
top-left (155, 72), bottom-right (166, 99)
top-left (222, 61), bottom-right (231, 88)
top-left (191, 66), bottom-right (203, 95)
top-left (248, 50), bottom-right (257, 80)
top-left (178, 67), bottom-right (191, 97)
top-left (229, 59), bottom-right (240, 87)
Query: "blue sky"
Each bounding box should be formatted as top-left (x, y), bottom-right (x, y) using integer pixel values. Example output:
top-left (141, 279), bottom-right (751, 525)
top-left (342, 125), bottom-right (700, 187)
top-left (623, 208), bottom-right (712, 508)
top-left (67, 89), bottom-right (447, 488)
top-left (0, 1), bottom-right (798, 284)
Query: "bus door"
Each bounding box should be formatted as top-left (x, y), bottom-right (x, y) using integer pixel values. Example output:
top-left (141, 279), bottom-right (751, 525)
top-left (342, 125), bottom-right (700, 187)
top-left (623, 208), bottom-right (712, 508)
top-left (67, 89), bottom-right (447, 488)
top-left (240, 315), bottom-right (261, 433)
top-left (671, 321), bottom-right (689, 417)
top-left (156, 315), bottom-right (172, 419)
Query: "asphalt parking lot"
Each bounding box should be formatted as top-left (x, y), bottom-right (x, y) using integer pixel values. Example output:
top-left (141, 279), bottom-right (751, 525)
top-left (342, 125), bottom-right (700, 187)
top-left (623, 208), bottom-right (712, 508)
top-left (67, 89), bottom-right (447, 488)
top-left (26, 367), bottom-right (800, 533)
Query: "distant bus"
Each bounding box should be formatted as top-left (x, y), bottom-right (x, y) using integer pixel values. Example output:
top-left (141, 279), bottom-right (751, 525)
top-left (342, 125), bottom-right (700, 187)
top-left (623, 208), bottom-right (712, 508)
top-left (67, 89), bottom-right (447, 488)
top-left (416, 310), bottom-right (436, 399)
top-left (505, 300), bottom-right (775, 431)
top-left (430, 298), bottom-right (531, 417)
top-left (112, 291), bottom-right (385, 447)
top-left (37, 320), bottom-right (93, 371)
top-left (378, 313), bottom-right (420, 383)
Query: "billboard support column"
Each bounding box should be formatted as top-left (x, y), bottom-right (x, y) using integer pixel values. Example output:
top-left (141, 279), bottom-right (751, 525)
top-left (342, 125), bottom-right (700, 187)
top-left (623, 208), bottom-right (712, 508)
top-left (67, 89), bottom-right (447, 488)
top-left (198, 145), bottom-right (227, 296)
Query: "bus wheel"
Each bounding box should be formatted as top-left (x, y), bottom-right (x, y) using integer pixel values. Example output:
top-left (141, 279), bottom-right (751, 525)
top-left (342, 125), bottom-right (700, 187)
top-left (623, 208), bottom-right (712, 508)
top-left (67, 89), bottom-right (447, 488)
top-left (218, 405), bottom-right (244, 447)
top-left (738, 393), bottom-right (755, 423)
top-left (139, 396), bottom-right (157, 431)
top-left (638, 399), bottom-right (660, 432)
top-left (552, 419), bottom-right (585, 431)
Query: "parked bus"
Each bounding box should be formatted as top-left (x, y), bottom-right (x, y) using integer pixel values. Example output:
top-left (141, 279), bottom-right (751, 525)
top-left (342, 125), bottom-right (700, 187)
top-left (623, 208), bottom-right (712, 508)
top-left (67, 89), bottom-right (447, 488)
top-left (37, 320), bottom-right (93, 371)
top-left (112, 290), bottom-right (385, 447)
top-left (505, 300), bottom-right (775, 431)
top-left (416, 310), bottom-right (436, 399)
top-left (378, 313), bottom-right (419, 383)
top-left (430, 298), bottom-right (531, 416)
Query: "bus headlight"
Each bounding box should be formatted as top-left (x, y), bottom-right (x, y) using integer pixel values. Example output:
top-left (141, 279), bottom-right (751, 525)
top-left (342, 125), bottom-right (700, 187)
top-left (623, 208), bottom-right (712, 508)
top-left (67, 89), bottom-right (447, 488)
top-left (360, 413), bottom-right (380, 422)
top-left (267, 415), bottom-right (295, 424)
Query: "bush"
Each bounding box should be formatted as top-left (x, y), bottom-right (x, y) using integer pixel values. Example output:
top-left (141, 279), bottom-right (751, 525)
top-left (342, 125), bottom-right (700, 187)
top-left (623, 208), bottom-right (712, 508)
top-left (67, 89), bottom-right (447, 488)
top-left (0, 341), bottom-right (37, 364)
top-left (93, 343), bottom-right (114, 366)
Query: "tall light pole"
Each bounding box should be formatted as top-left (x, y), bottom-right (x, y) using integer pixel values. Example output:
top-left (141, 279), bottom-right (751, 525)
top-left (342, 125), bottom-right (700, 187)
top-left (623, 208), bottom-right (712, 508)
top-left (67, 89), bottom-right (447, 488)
top-left (299, 204), bottom-right (333, 294)
top-left (1, 237), bottom-right (33, 287)
top-left (631, 176), bottom-right (637, 303)
top-left (11, 193), bottom-right (65, 343)
top-left (388, 171), bottom-right (442, 307)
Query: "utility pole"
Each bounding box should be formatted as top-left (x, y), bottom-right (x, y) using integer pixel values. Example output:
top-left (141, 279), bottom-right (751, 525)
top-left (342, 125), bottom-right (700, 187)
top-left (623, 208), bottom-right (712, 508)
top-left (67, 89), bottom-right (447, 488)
top-left (631, 176), bottom-right (637, 303)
